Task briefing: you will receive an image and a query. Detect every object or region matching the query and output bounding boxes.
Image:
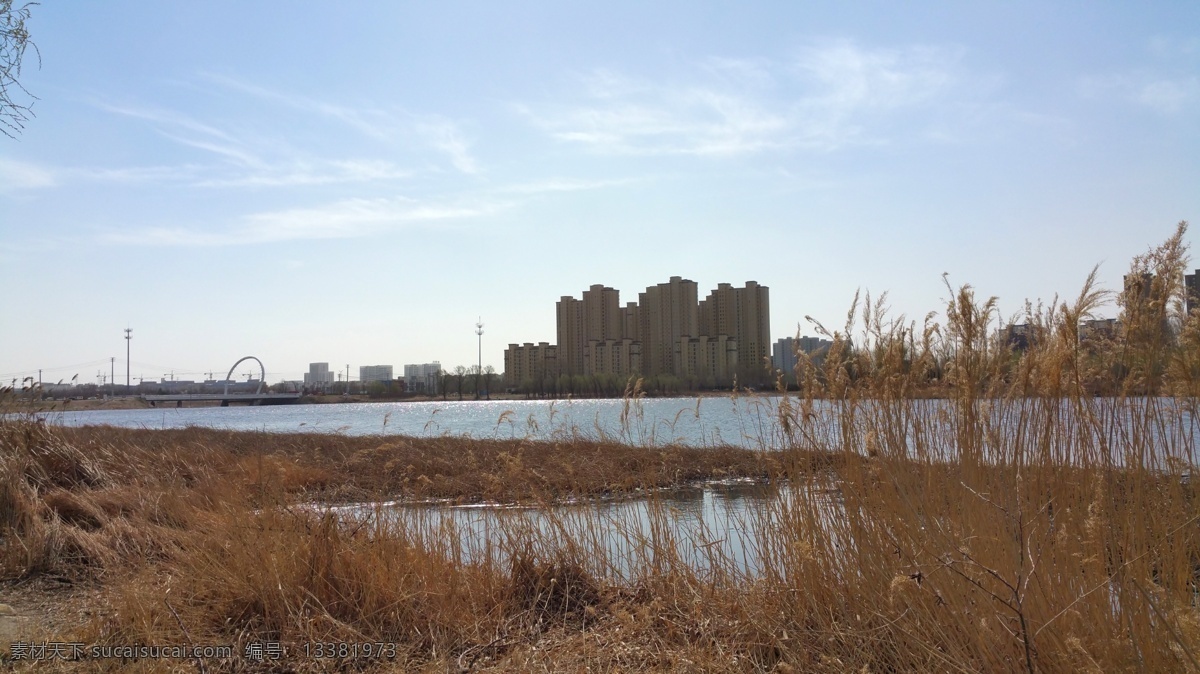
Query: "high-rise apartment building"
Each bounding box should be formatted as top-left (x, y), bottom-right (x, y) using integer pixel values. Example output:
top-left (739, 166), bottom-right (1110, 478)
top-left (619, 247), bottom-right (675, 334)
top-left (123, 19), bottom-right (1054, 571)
top-left (583, 284), bottom-right (622, 343)
top-left (677, 335), bottom-right (738, 386)
top-left (638, 276), bottom-right (699, 377)
top-left (700, 281), bottom-right (771, 384)
top-left (621, 302), bottom-right (640, 341)
top-left (556, 296), bottom-right (584, 377)
top-left (584, 338), bottom-right (642, 378)
top-left (503, 342), bottom-right (559, 389)
top-left (557, 285), bottom-right (625, 377)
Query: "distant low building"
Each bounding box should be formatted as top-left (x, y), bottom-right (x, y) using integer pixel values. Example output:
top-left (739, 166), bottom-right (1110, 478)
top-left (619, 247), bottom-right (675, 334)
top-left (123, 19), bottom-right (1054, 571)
top-left (1080, 318), bottom-right (1118, 342)
top-left (303, 363), bottom-right (335, 389)
top-left (359, 365), bottom-right (393, 383)
top-left (772, 336), bottom-right (833, 379)
top-left (403, 362), bottom-right (442, 394)
top-left (1003, 324), bottom-right (1047, 352)
top-left (1186, 269), bottom-right (1200, 315)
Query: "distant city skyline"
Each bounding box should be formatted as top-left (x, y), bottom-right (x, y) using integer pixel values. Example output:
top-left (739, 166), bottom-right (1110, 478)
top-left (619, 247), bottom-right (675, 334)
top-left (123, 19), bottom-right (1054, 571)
top-left (2, 2), bottom-right (1197, 384)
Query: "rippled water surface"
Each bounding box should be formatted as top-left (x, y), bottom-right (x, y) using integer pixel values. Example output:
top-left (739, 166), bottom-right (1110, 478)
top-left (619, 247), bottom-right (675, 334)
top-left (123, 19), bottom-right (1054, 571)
top-left (34, 397), bottom-right (786, 448)
top-left (327, 480), bottom-right (829, 578)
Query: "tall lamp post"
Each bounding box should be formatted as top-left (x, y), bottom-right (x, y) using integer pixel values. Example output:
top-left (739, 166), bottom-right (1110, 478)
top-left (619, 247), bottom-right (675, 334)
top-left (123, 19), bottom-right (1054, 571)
top-left (124, 328), bottom-right (132, 396)
top-left (475, 317), bottom-right (485, 400)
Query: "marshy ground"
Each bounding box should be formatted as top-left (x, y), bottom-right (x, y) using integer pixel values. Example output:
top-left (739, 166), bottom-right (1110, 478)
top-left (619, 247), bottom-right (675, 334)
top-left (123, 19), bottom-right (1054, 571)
top-left (4, 225), bottom-right (1200, 672)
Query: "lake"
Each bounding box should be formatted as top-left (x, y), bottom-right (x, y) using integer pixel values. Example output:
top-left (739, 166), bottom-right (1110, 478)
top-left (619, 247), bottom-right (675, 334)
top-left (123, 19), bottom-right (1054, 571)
top-left (31, 396), bottom-right (787, 448)
top-left (28, 395), bottom-right (1200, 461)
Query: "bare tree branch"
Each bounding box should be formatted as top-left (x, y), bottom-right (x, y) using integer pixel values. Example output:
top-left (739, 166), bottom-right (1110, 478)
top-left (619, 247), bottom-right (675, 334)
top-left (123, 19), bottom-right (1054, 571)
top-left (1, 1), bottom-right (39, 138)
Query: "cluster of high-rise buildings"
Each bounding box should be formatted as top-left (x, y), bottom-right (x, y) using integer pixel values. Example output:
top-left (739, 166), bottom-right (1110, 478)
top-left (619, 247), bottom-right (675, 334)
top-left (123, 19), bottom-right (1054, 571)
top-left (504, 277), bottom-right (771, 390)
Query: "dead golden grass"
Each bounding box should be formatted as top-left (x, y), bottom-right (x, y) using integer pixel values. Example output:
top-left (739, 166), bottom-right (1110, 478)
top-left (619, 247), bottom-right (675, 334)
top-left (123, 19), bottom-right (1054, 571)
top-left (2, 223), bottom-right (1200, 672)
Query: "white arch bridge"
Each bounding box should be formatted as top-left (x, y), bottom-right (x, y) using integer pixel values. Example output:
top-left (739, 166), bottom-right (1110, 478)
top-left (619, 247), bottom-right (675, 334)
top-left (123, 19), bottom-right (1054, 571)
top-left (142, 356), bottom-right (302, 407)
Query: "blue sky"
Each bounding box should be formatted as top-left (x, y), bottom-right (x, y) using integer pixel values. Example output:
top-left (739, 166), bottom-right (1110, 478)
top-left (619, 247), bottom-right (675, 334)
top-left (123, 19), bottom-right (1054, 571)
top-left (2, 2), bottom-right (1198, 385)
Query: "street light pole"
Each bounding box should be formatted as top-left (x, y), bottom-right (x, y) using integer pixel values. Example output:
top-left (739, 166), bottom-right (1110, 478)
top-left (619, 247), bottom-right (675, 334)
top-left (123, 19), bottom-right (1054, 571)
top-left (124, 328), bottom-right (132, 396)
top-left (475, 317), bottom-right (484, 400)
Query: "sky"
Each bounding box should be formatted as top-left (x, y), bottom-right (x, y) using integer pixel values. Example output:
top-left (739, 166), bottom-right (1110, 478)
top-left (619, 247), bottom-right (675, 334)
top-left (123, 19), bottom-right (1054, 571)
top-left (2, 2), bottom-right (1198, 385)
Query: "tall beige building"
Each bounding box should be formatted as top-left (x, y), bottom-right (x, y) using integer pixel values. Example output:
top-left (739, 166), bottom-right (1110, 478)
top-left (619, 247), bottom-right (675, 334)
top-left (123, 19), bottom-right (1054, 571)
top-left (584, 338), bottom-right (642, 377)
top-left (503, 342), bottom-right (559, 389)
top-left (556, 296), bottom-right (584, 376)
top-left (677, 335), bottom-right (738, 386)
top-left (699, 281), bottom-right (771, 385)
top-left (558, 284), bottom-right (626, 377)
top-left (620, 302), bottom-right (640, 341)
top-left (583, 284), bottom-right (622, 343)
top-left (638, 276), bottom-right (699, 377)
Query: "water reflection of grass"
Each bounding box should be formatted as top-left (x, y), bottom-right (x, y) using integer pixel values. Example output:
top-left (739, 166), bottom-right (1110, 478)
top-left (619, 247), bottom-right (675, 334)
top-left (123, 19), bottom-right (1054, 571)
top-left (4, 225), bottom-right (1200, 671)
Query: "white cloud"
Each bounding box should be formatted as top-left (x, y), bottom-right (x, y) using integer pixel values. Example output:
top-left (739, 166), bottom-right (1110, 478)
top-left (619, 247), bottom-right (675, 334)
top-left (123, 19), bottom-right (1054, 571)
top-left (94, 102), bottom-right (241, 146)
top-left (194, 159), bottom-right (412, 188)
top-left (496, 177), bottom-right (638, 194)
top-left (74, 165), bottom-right (204, 184)
top-left (1147, 36), bottom-right (1200, 60)
top-left (1079, 73), bottom-right (1199, 115)
top-left (101, 196), bottom-right (510, 246)
top-left (702, 57), bottom-right (776, 89)
top-left (1079, 38), bottom-right (1200, 116)
top-left (520, 40), bottom-right (964, 156)
top-left (415, 118), bottom-right (479, 174)
top-left (1136, 78), bottom-right (1199, 115)
top-left (0, 158), bottom-right (57, 191)
top-left (85, 96), bottom-right (424, 188)
top-left (793, 40), bottom-right (956, 116)
top-left (199, 73), bottom-right (482, 174)
top-left (528, 70), bottom-right (790, 156)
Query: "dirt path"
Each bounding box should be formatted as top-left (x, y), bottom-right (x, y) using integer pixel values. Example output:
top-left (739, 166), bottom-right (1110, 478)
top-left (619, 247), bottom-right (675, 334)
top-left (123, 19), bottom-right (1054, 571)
top-left (0, 602), bottom-right (41, 645)
top-left (0, 579), bottom-right (89, 654)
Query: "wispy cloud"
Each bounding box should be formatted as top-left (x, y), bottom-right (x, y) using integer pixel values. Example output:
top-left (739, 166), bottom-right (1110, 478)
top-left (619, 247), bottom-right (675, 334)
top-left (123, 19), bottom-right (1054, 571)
top-left (198, 73), bottom-right (407, 141)
top-left (94, 102), bottom-right (242, 147)
top-left (1080, 73), bottom-right (1199, 115)
top-left (101, 196), bottom-right (510, 246)
top-left (74, 164), bottom-right (205, 184)
top-left (193, 159), bottom-right (412, 188)
top-left (1078, 38), bottom-right (1200, 115)
top-left (84, 98), bottom-right (418, 188)
top-left (794, 41), bottom-right (955, 109)
top-left (495, 177), bottom-right (639, 195)
top-left (1136, 78), bottom-right (1199, 114)
top-left (522, 69), bottom-right (789, 156)
top-left (519, 40), bottom-right (966, 156)
top-left (199, 73), bottom-right (481, 174)
top-left (415, 118), bottom-right (479, 174)
top-left (0, 158), bottom-right (57, 191)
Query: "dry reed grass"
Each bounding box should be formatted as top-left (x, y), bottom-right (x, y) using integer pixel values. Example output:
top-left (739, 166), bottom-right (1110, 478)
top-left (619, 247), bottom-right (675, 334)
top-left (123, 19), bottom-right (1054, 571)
top-left (2, 223), bottom-right (1199, 672)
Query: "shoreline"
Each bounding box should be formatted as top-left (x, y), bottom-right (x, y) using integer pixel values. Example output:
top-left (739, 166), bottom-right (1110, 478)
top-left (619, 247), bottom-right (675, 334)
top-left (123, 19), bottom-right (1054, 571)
top-left (4, 389), bottom-right (787, 414)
